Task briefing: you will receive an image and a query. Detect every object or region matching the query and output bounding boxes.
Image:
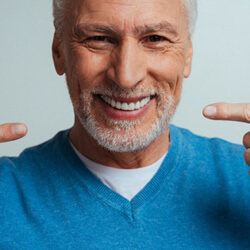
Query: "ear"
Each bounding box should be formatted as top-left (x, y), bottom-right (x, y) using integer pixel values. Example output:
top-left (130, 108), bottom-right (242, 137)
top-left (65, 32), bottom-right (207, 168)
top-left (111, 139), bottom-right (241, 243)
top-left (183, 41), bottom-right (193, 78)
top-left (52, 32), bottom-right (65, 75)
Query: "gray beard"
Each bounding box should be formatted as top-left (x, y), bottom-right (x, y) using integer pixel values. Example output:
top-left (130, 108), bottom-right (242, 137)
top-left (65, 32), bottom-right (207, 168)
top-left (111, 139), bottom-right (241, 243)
top-left (70, 84), bottom-right (175, 153)
top-left (76, 103), bottom-right (173, 153)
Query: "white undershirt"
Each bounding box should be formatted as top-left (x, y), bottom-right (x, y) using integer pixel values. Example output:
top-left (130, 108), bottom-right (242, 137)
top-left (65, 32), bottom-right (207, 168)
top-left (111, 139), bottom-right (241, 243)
top-left (70, 141), bottom-right (167, 201)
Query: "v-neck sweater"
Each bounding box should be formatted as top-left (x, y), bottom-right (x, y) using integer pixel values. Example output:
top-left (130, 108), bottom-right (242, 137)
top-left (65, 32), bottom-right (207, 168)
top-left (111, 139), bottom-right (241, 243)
top-left (70, 141), bottom-right (167, 201)
top-left (1, 125), bottom-right (250, 249)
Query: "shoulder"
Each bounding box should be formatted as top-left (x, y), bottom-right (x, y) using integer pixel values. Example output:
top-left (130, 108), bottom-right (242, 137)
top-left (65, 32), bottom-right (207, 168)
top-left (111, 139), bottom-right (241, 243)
top-left (169, 124), bottom-right (249, 185)
top-left (0, 129), bottom-right (70, 176)
top-left (170, 124), bottom-right (245, 160)
top-left (0, 129), bottom-right (73, 206)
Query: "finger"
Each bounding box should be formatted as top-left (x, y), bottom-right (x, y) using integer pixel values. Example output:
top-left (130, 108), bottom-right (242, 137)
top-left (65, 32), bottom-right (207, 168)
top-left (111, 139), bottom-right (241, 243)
top-left (244, 148), bottom-right (250, 167)
top-left (0, 123), bottom-right (28, 143)
top-left (203, 103), bottom-right (250, 123)
top-left (243, 131), bottom-right (250, 149)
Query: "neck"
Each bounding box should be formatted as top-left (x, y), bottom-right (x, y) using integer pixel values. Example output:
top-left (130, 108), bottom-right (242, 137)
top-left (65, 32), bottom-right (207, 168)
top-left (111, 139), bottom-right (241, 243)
top-left (69, 118), bottom-right (170, 169)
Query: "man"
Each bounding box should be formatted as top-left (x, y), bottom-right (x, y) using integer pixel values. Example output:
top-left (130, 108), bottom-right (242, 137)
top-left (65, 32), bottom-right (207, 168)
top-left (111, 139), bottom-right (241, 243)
top-left (0, 0), bottom-right (250, 248)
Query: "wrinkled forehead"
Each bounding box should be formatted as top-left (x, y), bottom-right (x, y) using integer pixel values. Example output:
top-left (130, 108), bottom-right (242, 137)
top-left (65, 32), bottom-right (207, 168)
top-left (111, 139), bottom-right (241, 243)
top-left (63, 0), bottom-right (187, 34)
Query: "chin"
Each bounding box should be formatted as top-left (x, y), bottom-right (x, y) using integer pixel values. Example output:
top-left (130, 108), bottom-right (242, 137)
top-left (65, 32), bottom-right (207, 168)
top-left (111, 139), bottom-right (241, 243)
top-left (76, 96), bottom-right (174, 153)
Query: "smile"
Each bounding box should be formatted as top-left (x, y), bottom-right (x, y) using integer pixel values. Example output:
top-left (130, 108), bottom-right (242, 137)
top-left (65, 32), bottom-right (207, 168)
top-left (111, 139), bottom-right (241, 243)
top-left (100, 95), bottom-right (151, 111)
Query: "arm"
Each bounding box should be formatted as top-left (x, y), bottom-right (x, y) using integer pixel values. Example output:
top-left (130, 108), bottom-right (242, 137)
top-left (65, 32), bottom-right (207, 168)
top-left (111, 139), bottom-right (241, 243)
top-left (203, 103), bottom-right (250, 172)
top-left (0, 123), bottom-right (28, 143)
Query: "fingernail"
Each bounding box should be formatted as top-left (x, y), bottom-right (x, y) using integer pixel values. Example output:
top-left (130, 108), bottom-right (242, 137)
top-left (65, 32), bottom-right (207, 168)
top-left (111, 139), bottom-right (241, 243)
top-left (204, 106), bottom-right (217, 117)
top-left (12, 124), bottom-right (26, 135)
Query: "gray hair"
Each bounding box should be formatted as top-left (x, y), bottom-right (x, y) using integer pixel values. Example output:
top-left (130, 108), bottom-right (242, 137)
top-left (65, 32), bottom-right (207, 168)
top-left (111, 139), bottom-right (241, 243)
top-left (53, 0), bottom-right (65, 37)
top-left (53, 0), bottom-right (197, 37)
top-left (182, 0), bottom-right (198, 36)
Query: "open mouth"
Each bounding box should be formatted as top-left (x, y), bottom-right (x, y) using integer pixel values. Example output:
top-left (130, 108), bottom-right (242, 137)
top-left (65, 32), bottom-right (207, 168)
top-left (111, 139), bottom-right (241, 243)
top-left (99, 95), bottom-right (153, 111)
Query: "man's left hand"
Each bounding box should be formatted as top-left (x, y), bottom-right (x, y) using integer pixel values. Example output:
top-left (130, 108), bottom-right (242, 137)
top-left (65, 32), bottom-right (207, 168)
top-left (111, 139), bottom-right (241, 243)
top-left (203, 103), bottom-right (250, 173)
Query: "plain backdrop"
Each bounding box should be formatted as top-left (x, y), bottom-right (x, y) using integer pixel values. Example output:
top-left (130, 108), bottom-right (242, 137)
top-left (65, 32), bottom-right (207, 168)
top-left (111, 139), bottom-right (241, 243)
top-left (0, 0), bottom-right (250, 156)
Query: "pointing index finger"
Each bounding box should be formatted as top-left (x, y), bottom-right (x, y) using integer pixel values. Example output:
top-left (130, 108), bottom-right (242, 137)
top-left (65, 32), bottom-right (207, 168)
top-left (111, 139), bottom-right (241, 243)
top-left (0, 123), bottom-right (28, 143)
top-left (203, 103), bottom-right (250, 123)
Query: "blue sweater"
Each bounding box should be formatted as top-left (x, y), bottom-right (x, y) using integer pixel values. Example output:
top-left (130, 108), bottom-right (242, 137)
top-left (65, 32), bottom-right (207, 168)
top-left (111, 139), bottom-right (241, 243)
top-left (0, 125), bottom-right (250, 249)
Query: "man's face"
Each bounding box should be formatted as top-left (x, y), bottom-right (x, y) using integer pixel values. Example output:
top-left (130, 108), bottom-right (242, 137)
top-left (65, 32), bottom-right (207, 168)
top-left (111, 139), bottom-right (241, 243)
top-left (53, 0), bottom-right (193, 152)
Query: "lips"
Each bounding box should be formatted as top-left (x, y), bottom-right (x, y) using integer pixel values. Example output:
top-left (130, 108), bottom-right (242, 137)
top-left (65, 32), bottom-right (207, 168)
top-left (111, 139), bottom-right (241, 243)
top-left (100, 95), bottom-right (151, 111)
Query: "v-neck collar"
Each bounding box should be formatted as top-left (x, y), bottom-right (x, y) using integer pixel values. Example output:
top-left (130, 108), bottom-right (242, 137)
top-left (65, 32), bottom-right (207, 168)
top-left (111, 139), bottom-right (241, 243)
top-left (57, 125), bottom-right (183, 220)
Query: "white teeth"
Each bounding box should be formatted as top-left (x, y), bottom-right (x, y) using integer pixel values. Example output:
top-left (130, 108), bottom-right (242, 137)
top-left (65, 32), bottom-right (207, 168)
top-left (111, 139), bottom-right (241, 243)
top-left (108, 98), bottom-right (111, 105)
top-left (100, 95), bottom-right (151, 111)
top-left (141, 99), bottom-right (146, 107)
top-left (128, 103), bottom-right (135, 111)
top-left (116, 102), bottom-right (122, 109)
top-left (135, 101), bottom-right (140, 109)
top-left (122, 103), bottom-right (128, 110)
top-left (111, 99), bottom-right (116, 108)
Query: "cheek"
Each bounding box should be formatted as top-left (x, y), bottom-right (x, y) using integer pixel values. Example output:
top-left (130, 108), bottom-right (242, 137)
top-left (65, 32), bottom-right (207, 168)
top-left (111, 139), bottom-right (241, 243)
top-left (148, 52), bottom-right (185, 84)
top-left (66, 48), bottom-right (110, 89)
top-left (65, 49), bottom-right (112, 114)
top-left (147, 52), bottom-right (185, 112)
top-left (148, 53), bottom-right (185, 99)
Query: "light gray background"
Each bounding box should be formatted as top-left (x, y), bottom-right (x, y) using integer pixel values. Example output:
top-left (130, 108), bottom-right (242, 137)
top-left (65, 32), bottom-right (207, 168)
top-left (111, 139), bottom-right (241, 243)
top-left (0, 0), bottom-right (249, 156)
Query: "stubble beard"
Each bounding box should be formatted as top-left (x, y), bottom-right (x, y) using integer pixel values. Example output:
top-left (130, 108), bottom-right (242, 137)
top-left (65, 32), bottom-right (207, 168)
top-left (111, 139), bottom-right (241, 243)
top-left (70, 83), bottom-right (175, 153)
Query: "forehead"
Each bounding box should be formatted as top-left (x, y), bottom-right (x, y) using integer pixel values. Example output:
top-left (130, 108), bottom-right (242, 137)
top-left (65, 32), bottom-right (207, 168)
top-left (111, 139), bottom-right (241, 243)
top-left (64, 0), bottom-right (187, 34)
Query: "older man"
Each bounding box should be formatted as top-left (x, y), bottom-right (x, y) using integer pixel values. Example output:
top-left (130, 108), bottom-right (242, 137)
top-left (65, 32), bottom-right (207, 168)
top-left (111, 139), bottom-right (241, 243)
top-left (0, 0), bottom-right (250, 248)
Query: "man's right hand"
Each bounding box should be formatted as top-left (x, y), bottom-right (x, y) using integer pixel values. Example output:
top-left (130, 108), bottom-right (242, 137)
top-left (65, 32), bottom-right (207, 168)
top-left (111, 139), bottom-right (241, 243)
top-left (0, 123), bottom-right (28, 143)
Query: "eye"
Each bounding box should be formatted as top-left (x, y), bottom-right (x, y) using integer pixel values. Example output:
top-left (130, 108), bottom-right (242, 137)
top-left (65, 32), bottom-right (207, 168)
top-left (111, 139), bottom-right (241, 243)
top-left (89, 36), bottom-right (107, 41)
top-left (86, 36), bottom-right (114, 43)
top-left (82, 36), bottom-right (116, 50)
top-left (141, 35), bottom-right (171, 50)
top-left (146, 35), bottom-right (167, 43)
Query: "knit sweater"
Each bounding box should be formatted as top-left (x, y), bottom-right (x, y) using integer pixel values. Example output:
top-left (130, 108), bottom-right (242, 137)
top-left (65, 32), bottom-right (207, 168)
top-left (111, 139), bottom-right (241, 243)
top-left (0, 125), bottom-right (250, 249)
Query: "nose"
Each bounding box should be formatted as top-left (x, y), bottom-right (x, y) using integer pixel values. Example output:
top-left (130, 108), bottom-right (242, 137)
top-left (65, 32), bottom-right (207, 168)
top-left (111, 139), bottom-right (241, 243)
top-left (107, 39), bottom-right (147, 90)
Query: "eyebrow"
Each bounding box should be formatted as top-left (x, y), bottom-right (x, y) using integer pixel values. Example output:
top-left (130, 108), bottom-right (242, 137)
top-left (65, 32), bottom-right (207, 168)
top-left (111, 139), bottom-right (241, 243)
top-left (134, 21), bottom-right (178, 36)
top-left (74, 21), bottom-right (178, 37)
top-left (74, 23), bottom-right (117, 37)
